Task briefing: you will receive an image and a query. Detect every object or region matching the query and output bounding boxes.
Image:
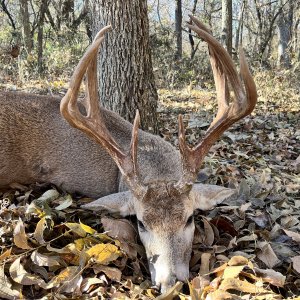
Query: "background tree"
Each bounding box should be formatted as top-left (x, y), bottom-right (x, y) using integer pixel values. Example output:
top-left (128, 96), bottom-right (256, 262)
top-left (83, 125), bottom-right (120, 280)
top-left (221, 0), bottom-right (232, 56)
top-left (175, 0), bottom-right (182, 60)
top-left (277, 1), bottom-right (293, 68)
top-left (91, 0), bottom-right (158, 133)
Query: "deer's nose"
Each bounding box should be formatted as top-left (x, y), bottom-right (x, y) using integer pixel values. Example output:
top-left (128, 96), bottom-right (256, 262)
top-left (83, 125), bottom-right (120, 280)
top-left (158, 274), bottom-right (177, 293)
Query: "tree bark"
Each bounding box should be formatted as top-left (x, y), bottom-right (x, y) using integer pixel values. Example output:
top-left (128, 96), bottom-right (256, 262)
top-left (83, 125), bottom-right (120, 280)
top-left (175, 0), bottom-right (182, 60)
top-left (19, 0), bottom-right (32, 54)
top-left (234, 0), bottom-right (245, 53)
top-left (91, 0), bottom-right (158, 133)
top-left (37, 0), bottom-right (48, 74)
top-left (277, 2), bottom-right (293, 68)
top-left (221, 0), bottom-right (232, 56)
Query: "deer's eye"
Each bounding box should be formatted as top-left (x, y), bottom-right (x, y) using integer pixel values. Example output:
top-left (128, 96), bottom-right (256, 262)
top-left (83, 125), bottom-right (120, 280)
top-left (185, 215), bottom-right (194, 227)
top-left (137, 219), bottom-right (147, 231)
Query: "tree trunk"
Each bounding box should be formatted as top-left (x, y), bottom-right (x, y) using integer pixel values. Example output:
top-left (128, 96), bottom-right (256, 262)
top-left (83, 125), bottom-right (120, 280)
top-left (91, 0), bottom-right (158, 133)
top-left (175, 0), bottom-right (182, 60)
top-left (19, 0), bottom-right (32, 54)
top-left (234, 0), bottom-right (245, 53)
top-left (37, 0), bottom-right (48, 74)
top-left (277, 2), bottom-right (293, 68)
top-left (221, 0), bottom-right (232, 56)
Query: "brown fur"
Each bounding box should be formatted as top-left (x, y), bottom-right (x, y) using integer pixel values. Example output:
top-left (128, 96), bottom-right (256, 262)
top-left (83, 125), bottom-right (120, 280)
top-left (0, 91), bottom-right (182, 197)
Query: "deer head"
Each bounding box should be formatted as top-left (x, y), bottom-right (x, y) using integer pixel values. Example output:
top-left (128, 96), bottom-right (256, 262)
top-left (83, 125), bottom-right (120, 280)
top-left (60, 16), bottom-right (257, 293)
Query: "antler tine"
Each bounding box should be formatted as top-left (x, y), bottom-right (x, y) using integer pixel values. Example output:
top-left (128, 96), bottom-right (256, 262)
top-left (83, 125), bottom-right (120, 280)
top-left (176, 16), bottom-right (257, 190)
top-left (60, 26), bottom-right (146, 197)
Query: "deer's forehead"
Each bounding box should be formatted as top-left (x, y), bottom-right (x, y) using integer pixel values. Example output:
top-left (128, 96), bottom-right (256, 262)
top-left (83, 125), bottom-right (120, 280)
top-left (138, 195), bottom-right (194, 229)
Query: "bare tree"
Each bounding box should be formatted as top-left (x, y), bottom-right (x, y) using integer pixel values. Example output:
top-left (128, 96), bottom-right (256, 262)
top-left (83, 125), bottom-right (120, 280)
top-left (221, 0), bottom-right (232, 56)
top-left (91, 0), bottom-right (158, 133)
top-left (37, 0), bottom-right (49, 74)
top-left (234, 0), bottom-right (245, 54)
top-left (19, 0), bottom-right (32, 54)
top-left (277, 1), bottom-right (293, 68)
top-left (175, 0), bottom-right (182, 60)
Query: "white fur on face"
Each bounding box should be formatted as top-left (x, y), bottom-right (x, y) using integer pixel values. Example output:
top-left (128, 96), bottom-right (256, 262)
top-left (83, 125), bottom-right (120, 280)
top-left (138, 218), bottom-right (195, 292)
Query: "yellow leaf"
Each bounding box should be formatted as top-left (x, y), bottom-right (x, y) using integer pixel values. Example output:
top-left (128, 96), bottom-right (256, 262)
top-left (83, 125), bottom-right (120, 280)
top-left (80, 221), bottom-right (96, 235)
top-left (227, 256), bottom-right (248, 266)
top-left (0, 248), bottom-right (12, 262)
top-left (223, 265), bottom-right (245, 279)
top-left (206, 290), bottom-right (235, 300)
top-left (219, 278), bottom-right (269, 293)
top-left (66, 222), bottom-right (96, 237)
top-left (86, 243), bottom-right (121, 265)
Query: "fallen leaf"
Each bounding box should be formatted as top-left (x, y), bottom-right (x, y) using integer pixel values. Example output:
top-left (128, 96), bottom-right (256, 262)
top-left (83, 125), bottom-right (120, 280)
top-left (254, 268), bottom-right (286, 287)
top-left (0, 248), bottom-right (12, 262)
top-left (219, 278), bottom-right (268, 293)
top-left (93, 265), bottom-right (122, 281)
top-left (13, 219), bottom-right (32, 250)
top-left (257, 242), bottom-right (280, 268)
top-left (0, 265), bottom-right (21, 300)
top-left (9, 257), bottom-right (45, 286)
top-left (101, 217), bottom-right (137, 242)
top-left (86, 243), bottom-right (121, 265)
top-left (283, 229), bottom-right (300, 243)
top-left (291, 256), bottom-right (300, 273)
top-left (66, 222), bottom-right (96, 237)
top-left (31, 250), bottom-right (61, 267)
top-left (55, 195), bottom-right (73, 210)
top-left (223, 266), bottom-right (245, 279)
top-left (156, 281), bottom-right (183, 300)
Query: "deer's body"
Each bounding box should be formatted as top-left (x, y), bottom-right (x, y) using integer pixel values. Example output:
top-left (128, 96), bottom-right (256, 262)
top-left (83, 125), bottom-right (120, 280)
top-left (0, 17), bottom-right (257, 293)
top-left (0, 91), bottom-right (181, 196)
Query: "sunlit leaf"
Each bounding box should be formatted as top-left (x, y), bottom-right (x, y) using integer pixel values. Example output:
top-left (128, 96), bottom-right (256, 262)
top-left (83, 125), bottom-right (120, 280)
top-left (86, 243), bottom-right (121, 265)
top-left (13, 219), bottom-right (32, 250)
top-left (9, 257), bottom-right (45, 286)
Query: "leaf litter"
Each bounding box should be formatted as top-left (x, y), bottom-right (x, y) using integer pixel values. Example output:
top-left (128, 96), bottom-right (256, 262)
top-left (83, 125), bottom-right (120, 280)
top-left (0, 71), bottom-right (299, 299)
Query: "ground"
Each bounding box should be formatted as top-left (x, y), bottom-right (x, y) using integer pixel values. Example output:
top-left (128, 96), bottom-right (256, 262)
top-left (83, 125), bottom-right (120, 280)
top-left (0, 69), bottom-right (299, 299)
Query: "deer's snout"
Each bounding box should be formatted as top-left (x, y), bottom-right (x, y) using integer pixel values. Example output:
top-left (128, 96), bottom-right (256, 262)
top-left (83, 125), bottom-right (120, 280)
top-left (149, 255), bottom-right (189, 293)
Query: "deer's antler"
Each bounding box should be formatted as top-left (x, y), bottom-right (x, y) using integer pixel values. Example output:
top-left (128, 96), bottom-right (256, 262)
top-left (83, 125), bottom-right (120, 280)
top-left (60, 26), bottom-right (147, 197)
top-left (175, 16), bottom-right (257, 192)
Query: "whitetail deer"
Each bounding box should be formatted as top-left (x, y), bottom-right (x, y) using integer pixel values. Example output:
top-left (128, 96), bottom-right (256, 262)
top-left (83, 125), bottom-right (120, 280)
top-left (0, 17), bottom-right (257, 293)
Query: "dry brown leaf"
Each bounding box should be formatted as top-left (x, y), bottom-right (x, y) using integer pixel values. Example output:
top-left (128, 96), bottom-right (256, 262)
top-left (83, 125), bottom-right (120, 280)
top-left (227, 256), bottom-right (249, 266)
top-left (0, 265), bottom-right (21, 300)
top-left (31, 250), bottom-right (61, 267)
top-left (257, 242), bottom-right (280, 268)
top-left (156, 281), bottom-right (183, 300)
top-left (9, 257), bottom-right (45, 286)
top-left (219, 278), bottom-right (268, 293)
top-left (33, 217), bottom-right (48, 244)
top-left (0, 248), bottom-right (12, 262)
top-left (199, 253), bottom-right (211, 275)
top-left (254, 268), bottom-right (286, 287)
top-left (283, 229), bottom-right (300, 243)
top-left (93, 265), bottom-right (122, 281)
top-left (203, 218), bottom-right (214, 246)
top-left (291, 256), bottom-right (300, 273)
top-left (81, 277), bottom-right (105, 293)
top-left (101, 217), bottom-right (137, 242)
top-left (13, 219), bottom-right (32, 250)
top-left (206, 290), bottom-right (237, 300)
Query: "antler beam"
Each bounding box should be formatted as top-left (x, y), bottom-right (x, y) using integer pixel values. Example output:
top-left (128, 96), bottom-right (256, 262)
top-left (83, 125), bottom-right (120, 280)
top-left (60, 26), bottom-right (147, 197)
top-left (176, 16), bottom-right (257, 191)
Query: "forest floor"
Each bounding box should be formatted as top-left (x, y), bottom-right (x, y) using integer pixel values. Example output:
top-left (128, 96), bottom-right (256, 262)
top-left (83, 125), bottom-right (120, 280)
top-left (0, 69), bottom-right (299, 299)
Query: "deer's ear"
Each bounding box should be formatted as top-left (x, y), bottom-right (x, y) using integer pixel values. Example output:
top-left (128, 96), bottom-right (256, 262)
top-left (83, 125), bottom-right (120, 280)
top-left (191, 183), bottom-right (236, 211)
top-left (81, 191), bottom-right (135, 216)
